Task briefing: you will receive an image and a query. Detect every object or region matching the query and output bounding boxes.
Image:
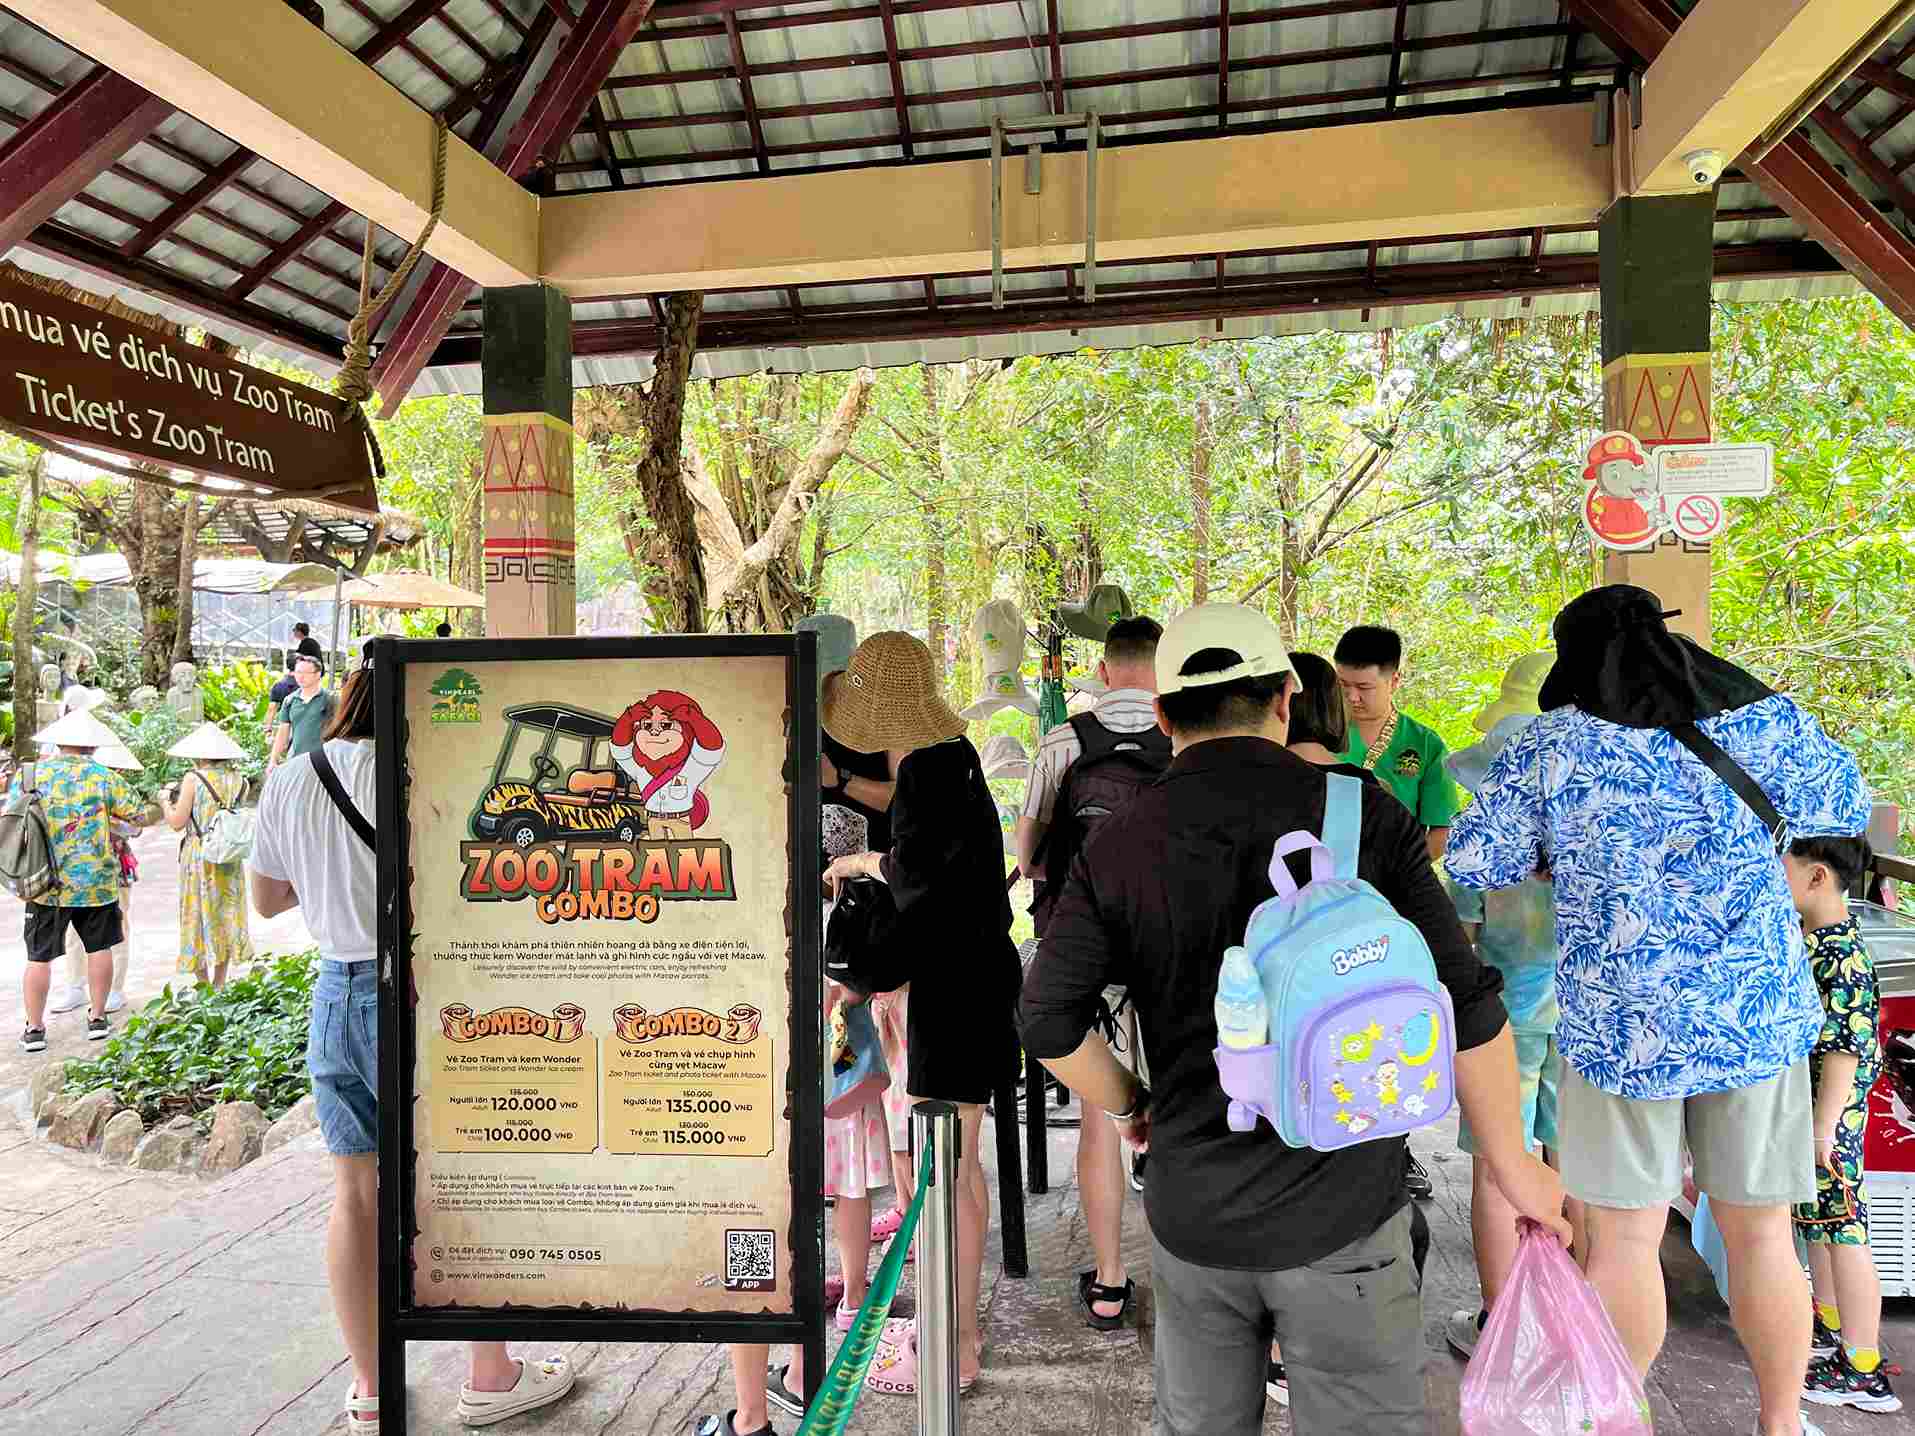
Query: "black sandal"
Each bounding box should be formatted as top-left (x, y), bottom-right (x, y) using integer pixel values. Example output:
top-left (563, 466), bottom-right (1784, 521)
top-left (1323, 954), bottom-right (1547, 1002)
top-left (1076, 1269), bottom-right (1134, 1331)
top-left (765, 1363), bottom-right (806, 1418)
top-left (695, 1413), bottom-right (773, 1436)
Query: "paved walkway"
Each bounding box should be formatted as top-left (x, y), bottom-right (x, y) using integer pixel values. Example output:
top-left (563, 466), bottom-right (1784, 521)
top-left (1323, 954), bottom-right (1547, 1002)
top-left (1, 1100), bottom-right (1907, 1435)
top-left (0, 832), bottom-right (1907, 1433)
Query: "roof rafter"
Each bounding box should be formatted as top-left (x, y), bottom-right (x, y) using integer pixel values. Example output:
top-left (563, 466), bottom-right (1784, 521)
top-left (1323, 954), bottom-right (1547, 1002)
top-left (0, 65), bottom-right (172, 255)
top-left (1564, 0), bottom-right (1915, 325)
top-left (878, 0), bottom-right (914, 160)
top-left (370, 0), bottom-right (660, 413)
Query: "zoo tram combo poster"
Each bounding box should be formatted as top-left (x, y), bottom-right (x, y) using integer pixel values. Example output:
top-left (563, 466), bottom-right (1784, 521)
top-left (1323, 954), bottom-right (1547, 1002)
top-left (372, 635), bottom-right (825, 1425)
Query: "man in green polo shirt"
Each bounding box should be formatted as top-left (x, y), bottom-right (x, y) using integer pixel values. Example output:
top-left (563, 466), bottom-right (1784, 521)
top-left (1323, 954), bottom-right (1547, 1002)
top-left (268, 654), bottom-right (337, 771)
top-left (1335, 625), bottom-right (1461, 861)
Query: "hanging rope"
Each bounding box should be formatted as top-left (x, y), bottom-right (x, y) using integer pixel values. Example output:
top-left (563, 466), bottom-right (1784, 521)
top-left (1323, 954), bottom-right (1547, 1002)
top-left (336, 112), bottom-right (450, 480)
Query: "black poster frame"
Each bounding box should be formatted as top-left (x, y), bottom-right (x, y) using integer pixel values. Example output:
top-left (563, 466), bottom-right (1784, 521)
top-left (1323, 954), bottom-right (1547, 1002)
top-left (373, 633), bottom-right (824, 1434)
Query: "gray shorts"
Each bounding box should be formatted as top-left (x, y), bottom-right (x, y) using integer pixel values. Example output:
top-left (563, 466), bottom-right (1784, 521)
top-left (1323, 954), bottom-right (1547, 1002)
top-left (1150, 1207), bottom-right (1423, 1436)
top-left (1558, 1060), bottom-right (1814, 1210)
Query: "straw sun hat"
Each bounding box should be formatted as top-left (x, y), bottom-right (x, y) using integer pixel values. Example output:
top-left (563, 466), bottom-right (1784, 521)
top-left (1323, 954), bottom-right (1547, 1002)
top-left (167, 721), bottom-right (247, 763)
top-left (822, 631), bottom-right (967, 754)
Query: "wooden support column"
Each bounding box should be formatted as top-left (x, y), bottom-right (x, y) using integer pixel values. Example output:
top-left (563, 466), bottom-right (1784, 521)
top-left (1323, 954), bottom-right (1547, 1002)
top-left (1598, 192), bottom-right (1715, 644)
top-left (481, 284), bottom-right (575, 638)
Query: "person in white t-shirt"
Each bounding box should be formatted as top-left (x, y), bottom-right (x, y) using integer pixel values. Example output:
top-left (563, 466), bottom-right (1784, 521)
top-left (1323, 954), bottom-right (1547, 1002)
top-left (249, 655), bottom-right (576, 1435)
top-left (1013, 616), bottom-right (1164, 1331)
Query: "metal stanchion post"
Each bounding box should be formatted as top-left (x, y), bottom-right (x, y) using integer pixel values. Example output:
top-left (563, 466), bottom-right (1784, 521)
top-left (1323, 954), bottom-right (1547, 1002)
top-left (912, 1100), bottom-right (962, 1436)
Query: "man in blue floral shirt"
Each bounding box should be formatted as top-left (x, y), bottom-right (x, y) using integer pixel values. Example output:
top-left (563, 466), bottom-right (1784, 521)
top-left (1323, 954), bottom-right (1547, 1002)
top-left (1449, 586), bottom-right (1870, 1436)
top-left (9, 709), bottom-right (147, 1051)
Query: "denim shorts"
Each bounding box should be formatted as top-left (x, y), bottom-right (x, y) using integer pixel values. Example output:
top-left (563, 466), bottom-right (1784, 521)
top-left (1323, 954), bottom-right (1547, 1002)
top-left (308, 959), bottom-right (379, 1157)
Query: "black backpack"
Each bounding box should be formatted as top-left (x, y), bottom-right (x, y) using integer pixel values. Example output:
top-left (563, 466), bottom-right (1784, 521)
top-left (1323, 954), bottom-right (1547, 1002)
top-left (1033, 714), bottom-right (1171, 932)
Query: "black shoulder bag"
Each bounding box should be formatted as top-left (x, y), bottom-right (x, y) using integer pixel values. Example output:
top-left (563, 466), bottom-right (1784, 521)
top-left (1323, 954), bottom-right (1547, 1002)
top-left (310, 743), bottom-right (376, 853)
top-left (825, 878), bottom-right (912, 997)
top-left (1667, 722), bottom-right (1786, 853)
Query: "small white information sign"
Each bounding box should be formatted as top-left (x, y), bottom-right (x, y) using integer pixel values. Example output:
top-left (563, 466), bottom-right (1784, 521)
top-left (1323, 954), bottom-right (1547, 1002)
top-left (1655, 442), bottom-right (1774, 498)
top-left (1578, 432), bottom-right (1775, 551)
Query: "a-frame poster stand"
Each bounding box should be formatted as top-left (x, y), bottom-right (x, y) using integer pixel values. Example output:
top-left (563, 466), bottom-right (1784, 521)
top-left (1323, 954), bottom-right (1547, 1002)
top-left (373, 633), bottom-right (824, 1435)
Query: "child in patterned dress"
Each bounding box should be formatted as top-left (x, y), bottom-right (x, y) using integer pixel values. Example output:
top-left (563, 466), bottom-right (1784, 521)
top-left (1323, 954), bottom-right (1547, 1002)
top-left (1783, 834), bottom-right (1900, 1414)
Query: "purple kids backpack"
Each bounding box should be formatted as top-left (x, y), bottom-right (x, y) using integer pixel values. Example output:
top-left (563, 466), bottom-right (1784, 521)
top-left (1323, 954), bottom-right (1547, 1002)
top-left (1213, 773), bottom-right (1457, 1150)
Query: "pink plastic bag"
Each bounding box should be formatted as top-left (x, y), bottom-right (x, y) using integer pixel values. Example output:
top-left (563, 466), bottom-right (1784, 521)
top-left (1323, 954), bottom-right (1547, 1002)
top-left (1460, 1222), bottom-right (1652, 1436)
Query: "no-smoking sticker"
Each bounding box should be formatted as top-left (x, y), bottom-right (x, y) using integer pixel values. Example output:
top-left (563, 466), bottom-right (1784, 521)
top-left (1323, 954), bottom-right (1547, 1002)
top-left (1672, 493), bottom-right (1724, 542)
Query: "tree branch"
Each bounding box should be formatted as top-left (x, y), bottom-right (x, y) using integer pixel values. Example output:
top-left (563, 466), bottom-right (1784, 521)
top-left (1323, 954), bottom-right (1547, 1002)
top-left (714, 368), bottom-right (875, 608)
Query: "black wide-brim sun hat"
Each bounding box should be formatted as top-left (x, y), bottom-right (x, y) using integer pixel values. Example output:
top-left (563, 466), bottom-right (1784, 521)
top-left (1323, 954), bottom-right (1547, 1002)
top-left (1539, 584), bottom-right (1774, 729)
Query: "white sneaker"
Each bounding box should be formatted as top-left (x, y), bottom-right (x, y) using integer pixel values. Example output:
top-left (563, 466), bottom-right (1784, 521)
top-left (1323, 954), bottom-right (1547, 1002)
top-left (1446, 1308), bottom-right (1484, 1359)
top-left (103, 991), bottom-right (126, 1014)
top-left (46, 985), bottom-right (84, 1014)
top-left (456, 1355), bottom-right (575, 1427)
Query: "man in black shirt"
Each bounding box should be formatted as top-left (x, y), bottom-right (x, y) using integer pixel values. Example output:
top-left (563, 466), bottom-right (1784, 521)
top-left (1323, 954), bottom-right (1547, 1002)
top-left (1021, 602), bottom-right (1565, 1436)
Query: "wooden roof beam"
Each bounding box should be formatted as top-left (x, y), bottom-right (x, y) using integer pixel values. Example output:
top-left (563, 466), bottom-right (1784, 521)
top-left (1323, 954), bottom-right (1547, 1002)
top-left (540, 103), bottom-right (1612, 297)
top-left (0, 65), bottom-right (173, 255)
top-left (11, 0), bottom-right (540, 287)
top-left (369, 0), bottom-right (657, 413)
top-left (1626, 0), bottom-right (1911, 195)
top-left (1569, 0), bottom-right (1915, 327)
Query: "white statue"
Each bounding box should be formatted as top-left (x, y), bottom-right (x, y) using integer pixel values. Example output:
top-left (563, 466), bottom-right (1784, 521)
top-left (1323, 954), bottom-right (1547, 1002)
top-left (165, 661), bottom-right (203, 723)
top-left (128, 684), bottom-right (162, 714)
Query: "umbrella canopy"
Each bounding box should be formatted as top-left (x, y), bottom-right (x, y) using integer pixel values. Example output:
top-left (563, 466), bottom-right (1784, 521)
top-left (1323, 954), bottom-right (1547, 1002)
top-left (341, 572), bottom-right (486, 611)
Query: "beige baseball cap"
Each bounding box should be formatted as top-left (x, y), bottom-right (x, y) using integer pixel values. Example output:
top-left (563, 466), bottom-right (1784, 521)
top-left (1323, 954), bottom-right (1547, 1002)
top-left (1155, 603), bottom-right (1298, 697)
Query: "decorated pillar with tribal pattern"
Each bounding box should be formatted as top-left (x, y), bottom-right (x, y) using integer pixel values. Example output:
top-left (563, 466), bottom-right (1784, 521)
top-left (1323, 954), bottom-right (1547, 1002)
top-left (480, 285), bottom-right (575, 638)
top-left (1597, 193), bottom-right (1715, 644)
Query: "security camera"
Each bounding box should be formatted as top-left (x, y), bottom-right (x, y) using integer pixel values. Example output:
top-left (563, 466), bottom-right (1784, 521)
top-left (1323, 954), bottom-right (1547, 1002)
top-left (1683, 149), bottom-right (1725, 187)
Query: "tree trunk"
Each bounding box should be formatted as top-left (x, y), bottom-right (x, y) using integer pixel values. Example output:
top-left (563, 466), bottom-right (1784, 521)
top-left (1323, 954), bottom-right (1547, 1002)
top-left (172, 492), bottom-right (199, 668)
top-left (1190, 394), bottom-right (1214, 604)
top-left (12, 450), bottom-right (43, 762)
top-left (454, 462), bottom-right (484, 636)
top-left (711, 369), bottom-right (874, 633)
top-left (920, 497), bottom-right (948, 669)
top-left (629, 294), bottom-right (707, 632)
top-left (1275, 401), bottom-right (1304, 644)
top-left (130, 479), bottom-right (185, 688)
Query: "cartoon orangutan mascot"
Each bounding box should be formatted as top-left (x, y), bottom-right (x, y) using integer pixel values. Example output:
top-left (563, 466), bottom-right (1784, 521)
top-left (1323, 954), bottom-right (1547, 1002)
top-left (610, 690), bottom-right (725, 839)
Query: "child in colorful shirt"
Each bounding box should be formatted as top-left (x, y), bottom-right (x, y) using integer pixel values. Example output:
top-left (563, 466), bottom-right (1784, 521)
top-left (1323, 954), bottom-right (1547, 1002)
top-left (1783, 833), bottom-right (1900, 1414)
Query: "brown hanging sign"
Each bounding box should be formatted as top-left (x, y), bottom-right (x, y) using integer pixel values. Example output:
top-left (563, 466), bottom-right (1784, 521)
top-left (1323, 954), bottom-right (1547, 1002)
top-left (0, 269), bottom-right (379, 513)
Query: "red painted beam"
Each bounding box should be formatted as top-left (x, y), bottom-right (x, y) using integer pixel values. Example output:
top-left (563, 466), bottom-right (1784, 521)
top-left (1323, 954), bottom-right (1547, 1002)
top-left (372, 0), bottom-right (658, 413)
top-left (1565, 0), bottom-right (1915, 330)
top-left (1555, 0), bottom-right (1685, 67)
top-left (0, 67), bottom-right (173, 255)
top-left (1812, 102), bottom-right (1915, 231)
top-left (1749, 134), bottom-right (1915, 330)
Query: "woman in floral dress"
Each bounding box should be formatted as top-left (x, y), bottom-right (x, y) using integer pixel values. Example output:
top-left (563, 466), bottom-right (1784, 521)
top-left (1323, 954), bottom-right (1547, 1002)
top-left (163, 722), bottom-right (255, 988)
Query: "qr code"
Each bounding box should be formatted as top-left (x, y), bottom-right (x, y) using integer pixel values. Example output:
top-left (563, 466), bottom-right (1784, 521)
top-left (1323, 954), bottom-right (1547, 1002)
top-left (725, 1228), bottom-right (776, 1292)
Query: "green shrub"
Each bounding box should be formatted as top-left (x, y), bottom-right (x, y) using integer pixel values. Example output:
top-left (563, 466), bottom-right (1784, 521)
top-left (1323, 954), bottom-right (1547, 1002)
top-left (100, 705), bottom-right (192, 801)
top-left (199, 660), bottom-right (274, 726)
top-left (61, 949), bottom-right (317, 1125)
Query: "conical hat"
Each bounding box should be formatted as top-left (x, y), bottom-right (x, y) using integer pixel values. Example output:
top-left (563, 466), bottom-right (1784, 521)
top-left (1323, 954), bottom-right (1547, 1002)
top-left (94, 742), bottom-right (144, 772)
top-left (32, 708), bottom-right (120, 749)
top-left (168, 720), bottom-right (247, 762)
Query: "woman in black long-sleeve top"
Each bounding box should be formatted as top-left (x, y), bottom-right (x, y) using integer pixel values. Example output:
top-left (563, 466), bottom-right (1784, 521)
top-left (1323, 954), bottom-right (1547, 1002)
top-left (821, 630), bottom-right (1018, 1396)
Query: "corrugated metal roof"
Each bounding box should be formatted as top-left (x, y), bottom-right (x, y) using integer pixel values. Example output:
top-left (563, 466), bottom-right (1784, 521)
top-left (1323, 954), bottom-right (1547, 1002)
top-left (0, 0), bottom-right (1902, 392)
